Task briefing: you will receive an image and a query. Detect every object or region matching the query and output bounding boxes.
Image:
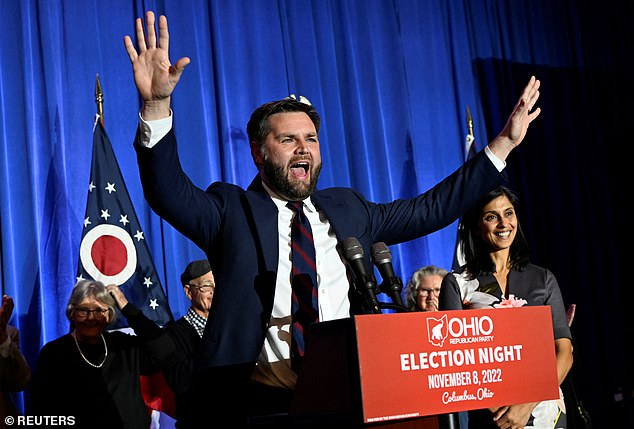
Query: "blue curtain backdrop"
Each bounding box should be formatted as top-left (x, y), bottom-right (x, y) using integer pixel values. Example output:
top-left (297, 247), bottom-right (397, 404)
top-left (1, 0), bottom-right (631, 424)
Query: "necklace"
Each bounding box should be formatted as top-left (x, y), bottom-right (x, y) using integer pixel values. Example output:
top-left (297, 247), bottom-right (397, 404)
top-left (73, 332), bottom-right (108, 368)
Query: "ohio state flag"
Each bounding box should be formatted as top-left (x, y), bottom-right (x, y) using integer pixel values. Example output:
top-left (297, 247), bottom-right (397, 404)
top-left (76, 116), bottom-right (173, 328)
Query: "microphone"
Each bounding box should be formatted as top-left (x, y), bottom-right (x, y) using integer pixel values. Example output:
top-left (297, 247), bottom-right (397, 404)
top-left (371, 242), bottom-right (405, 309)
top-left (341, 237), bottom-right (381, 314)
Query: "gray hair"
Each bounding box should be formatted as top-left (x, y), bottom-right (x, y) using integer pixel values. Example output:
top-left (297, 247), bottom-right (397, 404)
top-left (405, 265), bottom-right (449, 311)
top-left (65, 279), bottom-right (117, 324)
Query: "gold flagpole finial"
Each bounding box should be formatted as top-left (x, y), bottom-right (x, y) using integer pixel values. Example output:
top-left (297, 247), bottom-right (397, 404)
top-left (95, 73), bottom-right (104, 127)
top-left (466, 105), bottom-right (473, 137)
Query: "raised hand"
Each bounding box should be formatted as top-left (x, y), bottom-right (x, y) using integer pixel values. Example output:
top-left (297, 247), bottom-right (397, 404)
top-left (106, 284), bottom-right (129, 310)
top-left (123, 11), bottom-right (191, 119)
top-left (488, 76), bottom-right (542, 161)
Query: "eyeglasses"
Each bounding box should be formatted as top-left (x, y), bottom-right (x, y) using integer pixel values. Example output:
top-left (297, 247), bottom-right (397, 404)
top-left (74, 307), bottom-right (109, 319)
top-left (187, 282), bottom-right (215, 292)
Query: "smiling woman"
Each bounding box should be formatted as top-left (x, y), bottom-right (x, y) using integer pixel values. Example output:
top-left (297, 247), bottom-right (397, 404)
top-left (29, 280), bottom-right (175, 429)
top-left (439, 186), bottom-right (574, 428)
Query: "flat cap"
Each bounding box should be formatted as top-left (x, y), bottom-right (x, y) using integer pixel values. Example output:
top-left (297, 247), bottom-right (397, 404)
top-left (180, 259), bottom-right (212, 285)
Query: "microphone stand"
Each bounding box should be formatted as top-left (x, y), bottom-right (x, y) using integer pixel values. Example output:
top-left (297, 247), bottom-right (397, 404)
top-left (438, 412), bottom-right (460, 429)
top-left (354, 275), bottom-right (382, 315)
top-left (378, 277), bottom-right (408, 312)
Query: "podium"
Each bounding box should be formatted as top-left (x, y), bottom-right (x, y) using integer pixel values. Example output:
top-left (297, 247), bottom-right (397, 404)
top-left (290, 318), bottom-right (436, 428)
top-left (286, 307), bottom-right (559, 428)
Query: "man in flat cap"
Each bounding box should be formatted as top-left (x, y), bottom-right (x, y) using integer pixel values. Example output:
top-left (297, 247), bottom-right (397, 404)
top-left (153, 260), bottom-right (215, 428)
top-left (117, 259), bottom-right (214, 427)
top-left (179, 259), bottom-right (215, 335)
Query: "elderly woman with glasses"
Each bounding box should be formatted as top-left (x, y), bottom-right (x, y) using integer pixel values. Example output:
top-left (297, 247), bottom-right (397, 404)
top-left (405, 265), bottom-right (449, 312)
top-left (30, 279), bottom-right (174, 429)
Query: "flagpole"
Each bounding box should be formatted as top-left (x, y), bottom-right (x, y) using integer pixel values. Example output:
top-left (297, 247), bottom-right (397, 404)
top-left (453, 106), bottom-right (477, 271)
top-left (95, 73), bottom-right (104, 127)
top-left (466, 105), bottom-right (473, 138)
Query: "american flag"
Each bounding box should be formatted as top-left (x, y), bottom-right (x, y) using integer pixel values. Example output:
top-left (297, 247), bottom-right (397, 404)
top-left (76, 116), bottom-right (173, 329)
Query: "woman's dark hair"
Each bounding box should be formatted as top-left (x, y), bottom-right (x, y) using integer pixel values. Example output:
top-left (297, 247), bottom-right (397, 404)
top-left (458, 186), bottom-right (530, 278)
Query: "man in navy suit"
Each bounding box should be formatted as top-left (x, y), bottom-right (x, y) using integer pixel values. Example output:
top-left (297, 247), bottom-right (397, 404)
top-left (124, 11), bottom-right (542, 427)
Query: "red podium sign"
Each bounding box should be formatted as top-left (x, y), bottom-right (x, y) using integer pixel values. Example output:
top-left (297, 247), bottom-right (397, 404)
top-left (354, 306), bottom-right (559, 423)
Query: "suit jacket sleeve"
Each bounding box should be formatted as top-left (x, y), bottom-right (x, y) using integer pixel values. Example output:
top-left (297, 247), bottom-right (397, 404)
top-left (318, 150), bottom-right (507, 249)
top-left (135, 128), bottom-right (224, 252)
top-left (121, 303), bottom-right (177, 373)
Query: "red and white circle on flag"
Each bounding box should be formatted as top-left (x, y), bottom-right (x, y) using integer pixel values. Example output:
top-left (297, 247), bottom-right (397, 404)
top-left (80, 224), bottom-right (137, 285)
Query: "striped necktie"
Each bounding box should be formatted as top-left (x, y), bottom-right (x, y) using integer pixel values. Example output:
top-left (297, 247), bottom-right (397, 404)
top-left (287, 201), bottom-right (319, 372)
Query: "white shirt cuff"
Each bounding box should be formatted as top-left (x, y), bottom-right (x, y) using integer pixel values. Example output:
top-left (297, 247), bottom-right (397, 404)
top-left (138, 110), bottom-right (173, 148)
top-left (484, 145), bottom-right (506, 172)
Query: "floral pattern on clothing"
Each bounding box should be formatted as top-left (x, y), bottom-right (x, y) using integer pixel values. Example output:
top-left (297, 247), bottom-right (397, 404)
top-left (452, 271), bottom-right (521, 309)
top-left (494, 294), bottom-right (528, 308)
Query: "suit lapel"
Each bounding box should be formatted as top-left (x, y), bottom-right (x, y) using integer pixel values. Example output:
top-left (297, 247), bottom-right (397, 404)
top-left (242, 185), bottom-right (369, 275)
top-left (244, 178), bottom-right (280, 274)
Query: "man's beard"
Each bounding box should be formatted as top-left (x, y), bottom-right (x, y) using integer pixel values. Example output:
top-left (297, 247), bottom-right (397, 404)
top-left (263, 157), bottom-right (321, 201)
